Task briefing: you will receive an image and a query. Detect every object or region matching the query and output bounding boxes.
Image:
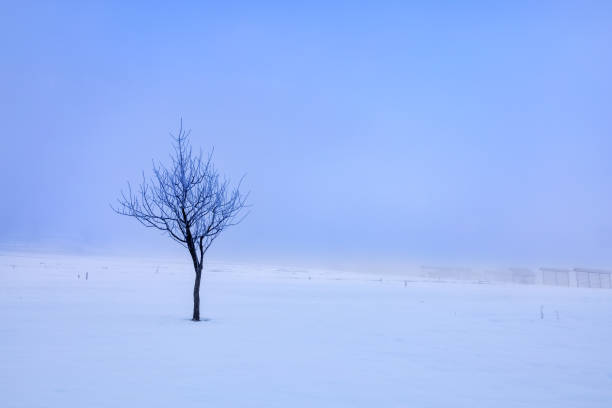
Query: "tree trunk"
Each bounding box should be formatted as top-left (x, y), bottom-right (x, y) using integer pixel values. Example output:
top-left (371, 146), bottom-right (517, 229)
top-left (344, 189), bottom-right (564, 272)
top-left (192, 267), bottom-right (202, 321)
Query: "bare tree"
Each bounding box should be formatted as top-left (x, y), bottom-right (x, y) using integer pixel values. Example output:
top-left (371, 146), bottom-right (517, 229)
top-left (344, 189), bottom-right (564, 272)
top-left (114, 122), bottom-right (248, 321)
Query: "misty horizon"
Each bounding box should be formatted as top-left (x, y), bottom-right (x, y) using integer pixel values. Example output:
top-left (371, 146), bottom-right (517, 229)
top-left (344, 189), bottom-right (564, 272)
top-left (1, 2), bottom-right (611, 268)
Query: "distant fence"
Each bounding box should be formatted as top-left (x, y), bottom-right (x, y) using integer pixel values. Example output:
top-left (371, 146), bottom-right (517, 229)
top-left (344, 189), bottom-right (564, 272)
top-left (574, 268), bottom-right (612, 289)
top-left (541, 268), bottom-right (570, 287)
top-left (419, 265), bottom-right (611, 290)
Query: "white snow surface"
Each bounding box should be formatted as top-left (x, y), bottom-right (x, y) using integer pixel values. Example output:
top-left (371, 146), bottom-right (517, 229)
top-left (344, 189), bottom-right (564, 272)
top-left (1, 252), bottom-right (611, 407)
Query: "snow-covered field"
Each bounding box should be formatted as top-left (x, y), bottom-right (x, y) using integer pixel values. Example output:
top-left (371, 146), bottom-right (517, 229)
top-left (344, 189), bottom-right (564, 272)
top-left (1, 252), bottom-right (611, 407)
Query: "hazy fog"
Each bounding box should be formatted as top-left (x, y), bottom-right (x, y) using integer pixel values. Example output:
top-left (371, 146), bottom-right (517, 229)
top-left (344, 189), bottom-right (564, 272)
top-left (1, 2), bottom-right (611, 268)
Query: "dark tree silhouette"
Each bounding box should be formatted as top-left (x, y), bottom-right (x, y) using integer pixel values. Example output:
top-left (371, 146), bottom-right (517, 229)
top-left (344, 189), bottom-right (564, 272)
top-left (114, 123), bottom-right (248, 321)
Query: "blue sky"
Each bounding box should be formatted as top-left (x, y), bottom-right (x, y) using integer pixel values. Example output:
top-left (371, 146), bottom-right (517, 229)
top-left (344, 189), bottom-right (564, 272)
top-left (1, 1), bottom-right (611, 267)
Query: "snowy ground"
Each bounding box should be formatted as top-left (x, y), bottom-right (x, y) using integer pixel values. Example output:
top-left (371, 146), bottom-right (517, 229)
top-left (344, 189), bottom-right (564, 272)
top-left (1, 252), bottom-right (611, 407)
